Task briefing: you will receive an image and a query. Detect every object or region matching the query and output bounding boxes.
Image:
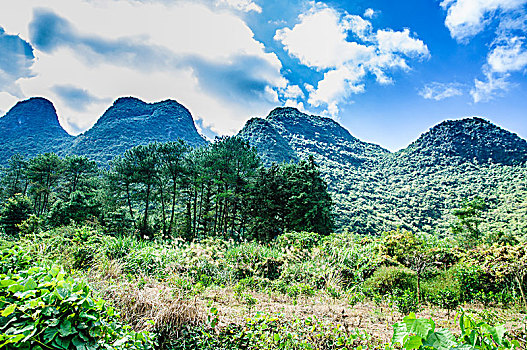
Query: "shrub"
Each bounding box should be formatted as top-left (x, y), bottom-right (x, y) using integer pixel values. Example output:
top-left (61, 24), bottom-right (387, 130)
top-left (422, 269), bottom-right (461, 313)
top-left (0, 194), bottom-right (32, 237)
top-left (393, 289), bottom-right (420, 315)
top-left (363, 265), bottom-right (416, 296)
top-left (453, 262), bottom-right (501, 303)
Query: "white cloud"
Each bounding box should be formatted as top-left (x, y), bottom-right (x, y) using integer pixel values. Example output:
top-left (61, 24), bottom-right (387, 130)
top-left (470, 71), bottom-right (512, 102)
top-left (487, 36), bottom-right (527, 72)
top-left (376, 29), bottom-right (430, 57)
top-left (441, 0), bottom-right (527, 42)
top-left (275, 2), bottom-right (429, 117)
top-left (363, 8), bottom-right (376, 18)
top-left (307, 65), bottom-right (366, 109)
top-left (281, 84), bottom-right (304, 99)
top-left (216, 0), bottom-right (261, 13)
top-left (0, 0), bottom-right (291, 136)
top-left (419, 82), bottom-right (464, 100)
top-left (441, 0), bottom-right (527, 102)
top-left (275, 6), bottom-right (374, 70)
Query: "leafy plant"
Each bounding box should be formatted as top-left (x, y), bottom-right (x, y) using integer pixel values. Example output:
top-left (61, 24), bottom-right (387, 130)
top-left (0, 248), bottom-right (155, 349)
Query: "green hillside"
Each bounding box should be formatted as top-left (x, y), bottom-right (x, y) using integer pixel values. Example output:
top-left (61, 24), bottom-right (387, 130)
top-left (69, 97), bottom-right (208, 165)
top-left (0, 97), bottom-right (73, 162)
top-left (239, 109), bottom-right (527, 236)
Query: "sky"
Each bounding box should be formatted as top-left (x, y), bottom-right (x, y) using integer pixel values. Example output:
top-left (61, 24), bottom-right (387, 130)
top-left (0, 0), bottom-right (526, 151)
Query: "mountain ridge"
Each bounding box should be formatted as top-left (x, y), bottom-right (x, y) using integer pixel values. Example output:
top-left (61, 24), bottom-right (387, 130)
top-left (1, 97), bottom-right (526, 236)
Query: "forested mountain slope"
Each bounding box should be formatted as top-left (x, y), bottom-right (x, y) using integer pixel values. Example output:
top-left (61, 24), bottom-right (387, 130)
top-left (68, 97), bottom-right (208, 165)
top-left (0, 97), bottom-right (73, 162)
top-left (240, 109), bottom-right (527, 236)
top-left (379, 118), bottom-right (527, 236)
top-left (1, 96), bottom-right (525, 236)
top-left (0, 97), bottom-right (207, 166)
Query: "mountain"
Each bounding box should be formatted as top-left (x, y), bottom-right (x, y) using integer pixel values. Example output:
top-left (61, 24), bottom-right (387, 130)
top-left (69, 97), bottom-right (207, 164)
top-left (238, 117), bottom-right (298, 165)
top-left (378, 117), bottom-right (527, 236)
top-left (1, 96), bottom-right (526, 236)
top-left (0, 97), bottom-right (73, 163)
top-left (239, 107), bottom-right (388, 165)
top-left (239, 109), bottom-right (527, 236)
top-left (392, 117), bottom-right (527, 168)
top-left (238, 107), bottom-right (391, 231)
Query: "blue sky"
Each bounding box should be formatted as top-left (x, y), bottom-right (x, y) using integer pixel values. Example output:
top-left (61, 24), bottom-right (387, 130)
top-left (0, 0), bottom-right (526, 150)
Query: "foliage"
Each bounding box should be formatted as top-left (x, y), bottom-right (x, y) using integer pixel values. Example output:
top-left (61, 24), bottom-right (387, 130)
top-left (363, 265), bottom-right (416, 296)
top-left (0, 194), bottom-right (32, 236)
top-left (0, 246), bottom-right (155, 349)
top-left (391, 311), bottom-right (519, 350)
top-left (170, 308), bottom-right (373, 350)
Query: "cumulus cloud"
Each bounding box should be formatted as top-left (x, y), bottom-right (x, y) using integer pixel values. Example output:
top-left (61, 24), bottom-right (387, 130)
top-left (275, 3), bottom-right (429, 116)
top-left (215, 0), bottom-right (261, 13)
top-left (440, 0), bottom-right (527, 42)
top-left (419, 82), bottom-right (464, 100)
top-left (487, 36), bottom-right (527, 72)
top-left (0, 0), bottom-right (293, 135)
top-left (441, 0), bottom-right (527, 102)
top-left (0, 27), bottom-right (35, 97)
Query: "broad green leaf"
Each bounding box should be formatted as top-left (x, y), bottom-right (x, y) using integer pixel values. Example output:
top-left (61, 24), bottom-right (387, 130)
top-left (7, 284), bottom-right (24, 293)
top-left (54, 335), bottom-right (71, 350)
top-left (1, 304), bottom-right (16, 317)
top-left (59, 319), bottom-right (75, 337)
top-left (489, 324), bottom-right (506, 345)
top-left (24, 278), bottom-right (37, 291)
top-left (0, 279), bottom-right (16, 287)
top-left (113, 335), bottom-right (130, 346)
top-left (404, 335), bottom-right (423, 350)
top-left (404, 314), bottom-right (434, 340)
top-left (424, 329), bottom-right (457, 350)
top-left (392, 321), bottom-right (409, 345)
top-left (43, 327), bottom-right (59, 343)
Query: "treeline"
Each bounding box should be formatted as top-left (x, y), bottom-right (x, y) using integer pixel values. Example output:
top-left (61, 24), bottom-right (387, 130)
top-left (0, 137), bottom-right (334, 241)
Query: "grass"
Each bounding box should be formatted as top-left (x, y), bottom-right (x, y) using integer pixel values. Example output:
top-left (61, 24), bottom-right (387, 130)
top-left (3, 225), bottom-right (527, 349)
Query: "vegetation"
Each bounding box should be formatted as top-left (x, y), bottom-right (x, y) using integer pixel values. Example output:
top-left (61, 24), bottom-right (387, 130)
top-left (0, 137), bottom-right (334, 241)
top-left (1, 103), bottom-right (527, 349)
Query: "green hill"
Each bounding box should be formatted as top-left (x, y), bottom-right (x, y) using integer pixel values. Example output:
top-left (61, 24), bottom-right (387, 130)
top-left (68, 97), bottom-right (208, 165)
top-left (239, 110), bottom-right (527, 236)
top-left (0, 97), bottom-right (73, 162)
top-left (1, 97), bottom-right (526, 236)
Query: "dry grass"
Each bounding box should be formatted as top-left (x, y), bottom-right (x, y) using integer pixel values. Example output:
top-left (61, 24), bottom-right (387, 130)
top-left (88, 259), bottom-right (203, 337)
top-left (86, 260), bottom-right (527, 347)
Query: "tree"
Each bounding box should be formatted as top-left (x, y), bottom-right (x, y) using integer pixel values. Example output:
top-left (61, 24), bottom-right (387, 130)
top-left (60, 155), bottom-right (99, 197)
top-left (382, 229), bottom-right (438, 304)
top-left (27, 153), bottom-right (63, 216)
top-left (281, 156), bottom-right (334, 236)
top-left (108, 144), bottom-right (160, 239)
top-left (451, 197), bottom-right (486, 247)
top-left (0, 194), bottom-right (32, 236)
top-left (1, 154), bottom-right (28, 199)
top-left (482, 242), bottom-right (527, 310)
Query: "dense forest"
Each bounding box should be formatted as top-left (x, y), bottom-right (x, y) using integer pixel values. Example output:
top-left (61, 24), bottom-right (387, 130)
top-left (0, 138), bottom-right (333, 242)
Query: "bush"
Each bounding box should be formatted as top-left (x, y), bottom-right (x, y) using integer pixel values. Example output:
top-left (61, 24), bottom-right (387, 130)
top-left (393, 289), bottom-right (420, 315)
top-left (0, 195), bottom-right (32, 237)
top-left (363, 265), bottom-right (416, 296)
top-left (453, 262), bottom-right (501, 303)
top-left (422, 269), bottom-right (461, 313)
